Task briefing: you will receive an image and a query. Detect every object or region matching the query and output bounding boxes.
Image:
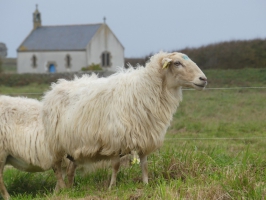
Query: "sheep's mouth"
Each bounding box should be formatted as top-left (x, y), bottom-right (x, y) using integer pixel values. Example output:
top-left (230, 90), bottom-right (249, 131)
top-left (193, 83), bottom-right (206, 90)
top-left (193, 83), bottom-right (205, 88)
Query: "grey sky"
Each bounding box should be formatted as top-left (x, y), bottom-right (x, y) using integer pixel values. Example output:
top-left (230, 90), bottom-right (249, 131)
top-left (1, 0), bottom-right (266, 58)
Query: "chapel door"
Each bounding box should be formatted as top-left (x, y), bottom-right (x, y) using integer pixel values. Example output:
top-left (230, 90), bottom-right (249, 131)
top-left (49, 64), bottom-right (56, 73)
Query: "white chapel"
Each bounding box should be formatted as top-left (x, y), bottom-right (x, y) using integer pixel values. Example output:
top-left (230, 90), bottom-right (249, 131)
top-left (17, 5), bottom-right (124, 74)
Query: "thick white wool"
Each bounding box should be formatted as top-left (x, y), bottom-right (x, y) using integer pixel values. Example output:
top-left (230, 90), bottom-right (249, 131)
top-left (42, 52), bottom-right (184, 164)
top-left (0, 96), bottom-right (54, 171)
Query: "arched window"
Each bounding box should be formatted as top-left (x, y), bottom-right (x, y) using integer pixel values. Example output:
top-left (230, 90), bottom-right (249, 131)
top-left (31, 55), bottom-right (37, 68)
top-left (101, 51), bottom-right (111, 67)
top-left (65, 54), bottom-right (71, 68)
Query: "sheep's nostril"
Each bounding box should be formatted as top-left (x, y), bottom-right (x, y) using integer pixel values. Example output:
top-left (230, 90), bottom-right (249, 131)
top-left (199, 77), bottom-right (207, 82)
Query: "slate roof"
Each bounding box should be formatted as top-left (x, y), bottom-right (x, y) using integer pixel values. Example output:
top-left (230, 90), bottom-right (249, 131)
top-left (19, 24), bottom-right (102, 51)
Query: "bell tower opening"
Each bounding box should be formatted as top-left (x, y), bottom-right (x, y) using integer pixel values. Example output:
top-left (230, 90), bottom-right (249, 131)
top-left (33, 4), bottom-right (42, 29)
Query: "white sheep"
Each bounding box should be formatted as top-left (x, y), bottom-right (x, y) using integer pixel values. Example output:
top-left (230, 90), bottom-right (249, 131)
top-left (42, 51), bottom-right (207, 188)
top-left (0, 96), bottom-right (75, 200)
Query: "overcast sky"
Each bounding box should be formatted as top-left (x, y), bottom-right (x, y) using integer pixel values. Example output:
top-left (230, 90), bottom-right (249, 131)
top-left (1, 0), bottom-right (266, 58)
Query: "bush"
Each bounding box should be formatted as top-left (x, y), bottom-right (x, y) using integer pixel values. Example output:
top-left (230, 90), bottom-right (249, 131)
top-left (0, 57), bottom-right (2, 74)
top-left (81, 63), bottom-right (102, 71)
top-left (0, 73), bottom-right (73, 87)
top-left (126, 38), bottom-right (266, 70)
top-left (176, 39), bottom-right (266, 69)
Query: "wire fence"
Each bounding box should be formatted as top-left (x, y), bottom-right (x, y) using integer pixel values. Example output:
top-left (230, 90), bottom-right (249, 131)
top-left (1, 86), bottom-right (265, 141)
top-left (184, 86), bottom-right (266, 90)
top-left (1, 86), bottom-right (266, 96)
top-left (164, 137), bottom-right (266, 141)
top-left (1, 93), bottom-right (43, 95)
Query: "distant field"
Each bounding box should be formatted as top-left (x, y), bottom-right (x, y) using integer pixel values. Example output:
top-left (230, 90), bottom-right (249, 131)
top-left (0, 83), bottom-right (49, 99)
top-left (1, 68), bottom-right (266, 199)
top-left (1, 66), bottom-right (266, 87)
top-left (2, 64), bottom-right (16, 73)
top-left (204, 68), bottom-right (266, 87)
top-left (1, 58), bottom-right (17, 73)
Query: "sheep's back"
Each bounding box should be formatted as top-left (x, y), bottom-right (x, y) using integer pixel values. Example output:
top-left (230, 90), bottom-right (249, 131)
top-left (0, 96), bottom-right (54, 170)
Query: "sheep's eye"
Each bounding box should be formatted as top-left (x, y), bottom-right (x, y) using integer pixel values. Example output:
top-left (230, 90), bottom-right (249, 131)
top-left (174, 61), bottom-right (182, 66)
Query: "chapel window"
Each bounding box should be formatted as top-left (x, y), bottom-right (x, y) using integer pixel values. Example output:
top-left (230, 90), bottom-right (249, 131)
top-left (101, 51), bottom-right (111, 67)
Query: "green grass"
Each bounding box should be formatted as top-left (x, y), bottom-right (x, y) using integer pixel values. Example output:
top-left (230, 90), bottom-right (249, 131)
top-left (1, 68), bottom-right (266, 199)
top-left (1, 64), bottom-right (17, 74)
top-left (0, 83), bottom-right (49, 100)
top-left (204, 67), bottom-right (266, 87)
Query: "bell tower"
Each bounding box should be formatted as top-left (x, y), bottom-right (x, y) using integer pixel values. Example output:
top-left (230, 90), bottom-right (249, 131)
top-left (33, 4), bottom-right (41, 29)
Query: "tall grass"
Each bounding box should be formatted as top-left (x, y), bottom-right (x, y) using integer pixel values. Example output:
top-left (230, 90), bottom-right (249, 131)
top-left (1, 68), bottom-right (266, 199)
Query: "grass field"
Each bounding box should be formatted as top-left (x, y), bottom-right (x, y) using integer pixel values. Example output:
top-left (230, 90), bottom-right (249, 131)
top-left (1, 65), bottom-right (16, 74)
top-left (1, 68), bottom-right (266, 199)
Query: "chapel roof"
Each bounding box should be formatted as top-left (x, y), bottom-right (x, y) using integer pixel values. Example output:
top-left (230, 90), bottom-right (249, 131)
top-left (18, 24), bottom-right (102, 51)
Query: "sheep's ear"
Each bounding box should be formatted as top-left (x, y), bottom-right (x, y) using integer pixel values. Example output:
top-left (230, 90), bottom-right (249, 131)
top-left (162, 58), bottom-right (172, 69)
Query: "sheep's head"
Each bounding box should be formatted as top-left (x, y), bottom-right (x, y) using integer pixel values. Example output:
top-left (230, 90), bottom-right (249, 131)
top-left (161, 52), bottom-right (207, 90)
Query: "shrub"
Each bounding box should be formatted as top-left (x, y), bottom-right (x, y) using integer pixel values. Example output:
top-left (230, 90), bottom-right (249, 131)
top-left (0, 73), bottom-right (73, 87)
top-left (176, 39), bottom-right (266, 69)
top-left (0, 57), bottom-right (2, 74)
top-left (125, 38), bottom-right (266, 70)
top-left (81, 63), bottom-right (102, 71)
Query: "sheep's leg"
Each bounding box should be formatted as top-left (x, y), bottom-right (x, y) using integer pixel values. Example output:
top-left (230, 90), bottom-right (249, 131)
top-left (0, 156), bottom-right (10, 200)
top-left (53, 160), bottom-right (66, 192)
top-left (108, 156), bottom-right (120, 189)
top-left (66, 161), bottom-right (77, 188)
top-left (139, 155), bottom-right (148, 184)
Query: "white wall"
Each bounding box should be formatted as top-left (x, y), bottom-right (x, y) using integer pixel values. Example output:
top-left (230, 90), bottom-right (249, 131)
top-left (87, 24), bottom-right (124, 72)
top-left (17, 51), bottom-right (87, 73)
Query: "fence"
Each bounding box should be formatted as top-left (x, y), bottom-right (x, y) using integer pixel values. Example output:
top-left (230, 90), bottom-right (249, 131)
top-left (1, 86), bottom-right (265, 141)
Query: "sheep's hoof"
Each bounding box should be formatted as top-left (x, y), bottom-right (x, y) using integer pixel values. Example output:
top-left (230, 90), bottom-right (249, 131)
top-left (54, 183), bottom-right (66, 193)
top-left (108, 185), bottom-right (112, 190)
top-left (3, 194), bottom-right (10, 200)
top-left (108, 183), bottom-right (115, 190)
